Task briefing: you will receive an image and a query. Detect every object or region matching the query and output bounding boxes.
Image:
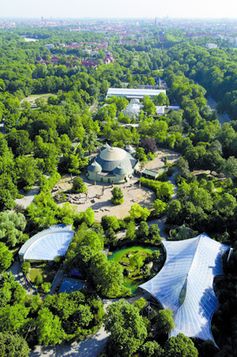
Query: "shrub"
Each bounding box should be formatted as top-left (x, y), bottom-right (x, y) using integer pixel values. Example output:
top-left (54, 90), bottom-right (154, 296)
top-left (72, 177), bottom-right (88, 194)
top-left (22, 261), bottom-right (31, 275)
top-left (111, 187), bottom-right (124, 205)
top-left (41, 282), bottom-right (51, 293)
top-left (140, 178), bottom-right (174, 201)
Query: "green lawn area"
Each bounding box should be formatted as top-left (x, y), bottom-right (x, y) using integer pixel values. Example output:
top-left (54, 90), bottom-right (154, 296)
top-left (28, 267), bottom-right (43, 283)
top-left (27, 262), bottom-right (59, 286)
top-left (21, 93), bottom-right (53, 107)
top-left (108, 245), bottom-right (162, 294)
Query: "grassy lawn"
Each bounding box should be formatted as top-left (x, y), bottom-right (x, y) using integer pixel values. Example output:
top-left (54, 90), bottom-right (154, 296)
top-left (28, 267), bottom-right (43, 282)
top-left (21, 93), bottom-right (53, 107)
top-left (108, 245), bottom-right (161, 293)
top-left (27, 262), bottom-right (59, 285)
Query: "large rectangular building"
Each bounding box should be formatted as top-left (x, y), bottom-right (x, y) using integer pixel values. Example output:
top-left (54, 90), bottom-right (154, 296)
top-left (107, 87), bottom-right (166, 99)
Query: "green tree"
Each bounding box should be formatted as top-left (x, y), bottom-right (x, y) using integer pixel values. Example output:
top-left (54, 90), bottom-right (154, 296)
top-left (126, 220), bottom-right (136, 241)
top-left (101, 215), bottom-right (120, 231)
top-left (105, 299), bottom-right (147, 357)
top-left (0, 174), bottom-right (18, 210)
top-left (36, 308), bottom-right (65, 346)
top-left (16, 156), bottom-right (38, 190)
top-left (0, 243), bottom-right (13, 272)
top-left (153, 93), bottom-right (170, 106)
top-left (137, 221), bottom-right (149, 240)
top-left (111, 187), bottom-right (124, 205)
top-left (22, 261), bottom-right (31, 275)
top-left (129, 203), bottom-right (150, 221)
top-left (83, 207), bottom-right (95, 226)
top-left (27, 192), bottom-right (59, 229)
top-left (153, 199), bottom-right (167, 216)
top-left (0, 332), bottom-right (30, 357)
top-left (90, 253), bottom-right (126, 298)
top-left (155, 309), bottom-right (175, 335)
top-left (140, 340), bottom-right (164, 356)
top-left (149, 224), bottom-right (161, 244)
top-left (72, 177), bottom-right (88, 194)
top-left (164, 333), bottom-right (198, 357)
top-left (0, 211), bottom-right (26, 247)
top-left (143, 96), bottom-right (156, 115)
top-left (215, 193), bottom-right (236, 217)
top-left (0, 304), bottom-right (29, 333)
top-left (7, 129), bottom-right (33, 156)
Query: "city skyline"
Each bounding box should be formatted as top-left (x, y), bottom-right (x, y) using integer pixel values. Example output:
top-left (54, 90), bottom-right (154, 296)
top-left (1, 0), bottom-right (237, 19)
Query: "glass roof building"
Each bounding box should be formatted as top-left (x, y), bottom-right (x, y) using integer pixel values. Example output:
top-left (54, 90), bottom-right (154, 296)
top-left (107, 88), bottom-right (166, 99)
top-left (139, 234), bottom-right (229, 343)
top-left (19, 225), bottom-right (74, 261)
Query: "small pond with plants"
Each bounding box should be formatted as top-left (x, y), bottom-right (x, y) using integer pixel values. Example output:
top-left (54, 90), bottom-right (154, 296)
top-left (108, 245), bottom-right (164, 294)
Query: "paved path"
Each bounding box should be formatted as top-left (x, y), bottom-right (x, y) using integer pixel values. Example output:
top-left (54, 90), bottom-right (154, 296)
top-left (148, 216), bottom-right (167, 239)
top-left (15, 186), bottom-right (40, 209)
top-left (8, 260), bottom-right (35, 294)
top-left (31, 301), bottom-right (113, 357)
top-left (31, 325), bottom-right (109, 357)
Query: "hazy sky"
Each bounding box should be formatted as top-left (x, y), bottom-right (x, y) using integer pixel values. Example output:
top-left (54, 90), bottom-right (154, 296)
top-left (1, 0), bottom-right (237, 19)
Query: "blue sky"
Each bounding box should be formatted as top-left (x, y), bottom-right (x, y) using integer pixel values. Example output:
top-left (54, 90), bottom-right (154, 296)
top-left (1, 0), bottom-right (237, 19)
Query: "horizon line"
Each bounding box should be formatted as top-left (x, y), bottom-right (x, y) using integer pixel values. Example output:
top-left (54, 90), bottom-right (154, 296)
top-left (1, 16), bottom-right (237, 20)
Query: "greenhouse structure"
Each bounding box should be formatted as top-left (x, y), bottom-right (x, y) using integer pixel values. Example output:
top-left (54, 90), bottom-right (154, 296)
top-left (19, 225), bottom-right (74, 261)
top-left (139, 234), bottom-right (229, 343)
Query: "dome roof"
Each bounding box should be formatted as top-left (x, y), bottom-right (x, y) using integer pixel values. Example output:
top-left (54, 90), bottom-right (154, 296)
top-left (88, 161), bottom-right (102, 173)
top-left (100, 145), bottom-right (127, 161)
top-left (96, 144), bottom-right (134, 174)
top-left (113, 165), bottom-right (127, 176)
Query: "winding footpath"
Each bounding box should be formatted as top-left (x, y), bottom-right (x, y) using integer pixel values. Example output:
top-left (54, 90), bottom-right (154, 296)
top-left (8, 260), bottom-right (35, 294)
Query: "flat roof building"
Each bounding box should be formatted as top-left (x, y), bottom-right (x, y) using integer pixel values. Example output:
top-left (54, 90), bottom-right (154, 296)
top-left (107, 88), bottom-right (166, 99)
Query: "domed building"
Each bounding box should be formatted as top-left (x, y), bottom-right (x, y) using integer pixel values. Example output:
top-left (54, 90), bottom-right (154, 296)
top-left (87, 144), bottom-right (137, 183)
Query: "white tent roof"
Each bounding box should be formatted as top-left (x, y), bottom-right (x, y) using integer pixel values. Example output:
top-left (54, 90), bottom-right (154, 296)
top-left (139, 234), bottom-right (229, 342)
top-left (19, 225), bottom-right (74, 261)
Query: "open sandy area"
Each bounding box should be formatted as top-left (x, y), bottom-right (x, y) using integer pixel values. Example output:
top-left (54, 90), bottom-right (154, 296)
top-left (143, 149), bottom-right (180, 171)
top-left (54, 176), bottom-right (155, 221)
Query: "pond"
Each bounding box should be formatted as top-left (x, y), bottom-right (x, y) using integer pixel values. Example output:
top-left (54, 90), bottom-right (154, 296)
top-left (108, 245), bottom-right (163, 294)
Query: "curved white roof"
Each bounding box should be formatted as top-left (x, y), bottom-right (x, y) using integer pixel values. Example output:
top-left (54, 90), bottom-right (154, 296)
top-left (19, 225), bottom-right (74, 261)
top-left (139, 234), bottom-right (229, 343)
top-left (100, 146), bottom-right (127, 161)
